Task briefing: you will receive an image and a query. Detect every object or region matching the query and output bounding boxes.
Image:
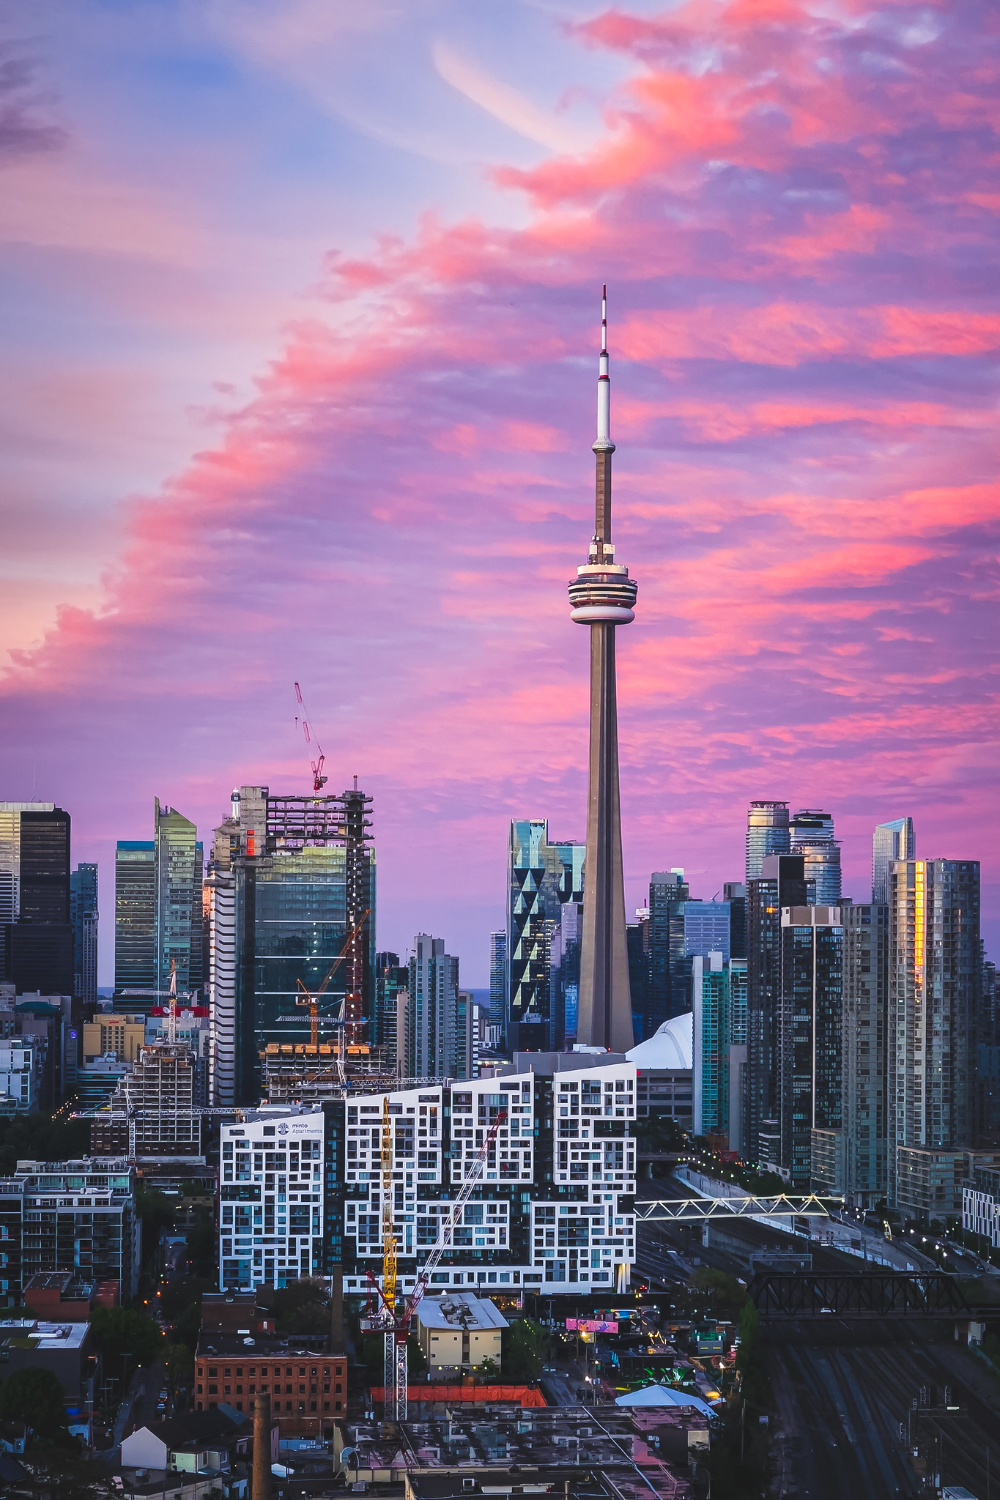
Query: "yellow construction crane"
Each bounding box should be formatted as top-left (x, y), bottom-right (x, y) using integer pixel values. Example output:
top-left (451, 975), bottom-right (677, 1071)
top-left (295, 910), bottom-right (370, 1051)
top-left (381, 1096), bottom-right (397, 1318)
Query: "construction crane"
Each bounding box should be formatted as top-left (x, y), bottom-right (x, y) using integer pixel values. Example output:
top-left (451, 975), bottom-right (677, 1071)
top-left (365, 1104), bottom-right (508, 1422)
top-left (294, 910), bottom-right (369, 1061)
top-left (294, 681), bottom-right (328, 791)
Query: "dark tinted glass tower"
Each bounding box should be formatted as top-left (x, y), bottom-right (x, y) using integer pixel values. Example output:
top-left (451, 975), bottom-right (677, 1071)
top-left (790, 809), bottom-right (842, 905)
top-left (114, 842), bottom-right (156, 997)
top-left (647, 870), bottom-right (688, 1032)
top-left (777, 906), bottom-right (843, 1189)
top-left (745, 854), bottom-right (807, 1167)
top-left (70, 863), bottom-right (99, 1006)
top-left (724, 882), bottom-right (747, 960)
top-left (0, 804), bottom-right (73, 997)
top-left (569, 291), bottom-right (636, 1054)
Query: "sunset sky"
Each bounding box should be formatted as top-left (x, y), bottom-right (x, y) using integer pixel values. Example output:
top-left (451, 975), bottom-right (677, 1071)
top-left (2, 0), bottom-right (998, 984)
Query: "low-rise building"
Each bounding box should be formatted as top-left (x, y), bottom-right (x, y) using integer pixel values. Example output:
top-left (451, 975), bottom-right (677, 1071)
top-left (0, 1041), bottom-right (41, 1115)
top-left (897, 1146), bottom-right (1000, 1222)
top-left (0, 1316), bottom-right (91, 1404)
top-left (83, 1014), bottom-right (146, 1065)
top-left (14, 1157), bottom-right (140, 1298)
top-left (121, 1409), bottom-right (256, 1479)
top-left (342, 1407), bottom-right (696, 1498)
top-left (964, 1163), bottom-right (1000, 1248)
top-left (194, 1333), bottom-right (346, 1436)
top-left (414, 1294), bottom-right (506, 1375)
top-left (22, 1270), bottom-right (117, 1320)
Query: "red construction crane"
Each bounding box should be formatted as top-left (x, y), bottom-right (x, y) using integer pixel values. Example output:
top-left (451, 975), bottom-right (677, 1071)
top-left (293, 681), bottom-right (328, 791)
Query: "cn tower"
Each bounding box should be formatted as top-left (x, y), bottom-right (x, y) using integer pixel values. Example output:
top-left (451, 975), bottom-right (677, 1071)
top-left (568, 288), bottom-right (637, 1053)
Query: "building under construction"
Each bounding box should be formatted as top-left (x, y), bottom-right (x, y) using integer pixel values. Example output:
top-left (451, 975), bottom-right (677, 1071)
top-left (207, 784), bottom-right (375, 1105)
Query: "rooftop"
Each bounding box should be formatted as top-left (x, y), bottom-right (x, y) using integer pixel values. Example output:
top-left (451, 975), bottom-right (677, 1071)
top-left (406, 1469), bottom-right (691, 1500)
top-left (0, 1318), bottom-right (88, 1351)
top-left (345, 1407), bottom-right (701, 1477)
top-left (196, 1332), bottom-right (340, 1359)
top-left (417, 1296), bottom-right (508, 1333)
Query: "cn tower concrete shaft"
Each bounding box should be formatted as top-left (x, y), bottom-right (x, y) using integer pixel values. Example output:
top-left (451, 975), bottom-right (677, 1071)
top-left (568, 288), bottom-right (636, 1053)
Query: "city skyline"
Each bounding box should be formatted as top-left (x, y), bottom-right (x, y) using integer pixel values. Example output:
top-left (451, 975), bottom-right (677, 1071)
top-left (2, 2), bottom-right (999, 983)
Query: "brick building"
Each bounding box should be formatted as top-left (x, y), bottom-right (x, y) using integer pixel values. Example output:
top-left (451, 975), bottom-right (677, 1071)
top-left (194, 1333), bottom-right (345, 1436)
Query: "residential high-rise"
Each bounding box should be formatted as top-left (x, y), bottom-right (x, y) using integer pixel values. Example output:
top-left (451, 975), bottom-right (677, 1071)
top-left (115, 799), bottom-right (204, 1010)
top-left (888, 859), bottom-right (981, 1217)
top-left (219, 1108), bottom-right (325, 1290)
top-left (406, 935), bottom-right (468, 1080)
top-left (872, 816), bottom-right (915, 904)
top-left (92, 1041), bottom-right (202, 1161)
top-left (646, 871), bottom-right (688, 1034)
top-left (745, 801), bottom-right (789, 886)
top-left (488, 931), bottom-right (507, 1033)
top-left (744, 853), bottom-right (807, 1167)
top-left (727, 957), bottom-right (748, 1154)
top-left (569, 290), bottom-right (636, 1053)
top-left (506, 820), bottom-right (584, 1053)
top-left (626, 909), bottom-right (649, 1042)
top-left (334, 1059), bottom-right (637, 1301)
top-left (776, 906), bottom-right (843, 1190)
top-left (0, 804), bottom-right (73, 998)
top-left (724, 882), bottom-right (747, 960)
top-left (69, 863), bottom-right (99, 1007)
top-left (208, 785), bottom-right (375, 1105)
top-left (374, 951), bottom-right (409, 1066)
top-left (692, 952), bottom-right (728, 1137)
top-left (790, 809), bottom-right (842, 905)
top-left (838, 902), bottom-right (889, 1206)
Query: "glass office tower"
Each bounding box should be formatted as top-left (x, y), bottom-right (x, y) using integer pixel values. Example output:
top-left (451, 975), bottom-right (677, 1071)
top-left (506, 820), bottom-right (584, 1052)
top-left (70, 863), bottom-right (99, 1006)
top-left (115, 799), bottom-right (203, 1008)
top-left (872, 817), bottom-right (915, 904)
top-left (745, 801), bottom-right (790, 886)
top-left (790, 809), bottom-right (842, 905)
top-left (777, 906), bottom-right (844, 1191)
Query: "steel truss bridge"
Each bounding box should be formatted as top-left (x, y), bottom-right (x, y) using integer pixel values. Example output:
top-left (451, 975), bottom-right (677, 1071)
top-left (634, 1193), bottom-right (842, 1224)
top-left (748, 1271), bottom-right (981, 1317)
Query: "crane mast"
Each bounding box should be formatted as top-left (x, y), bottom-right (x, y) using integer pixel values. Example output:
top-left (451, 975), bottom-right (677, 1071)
top-left (367, 1106), bottom-right (508, 1422)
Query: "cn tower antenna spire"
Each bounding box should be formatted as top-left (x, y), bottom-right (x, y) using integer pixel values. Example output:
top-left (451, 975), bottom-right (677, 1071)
top-left (567, 285), bottom-right (637, 1054)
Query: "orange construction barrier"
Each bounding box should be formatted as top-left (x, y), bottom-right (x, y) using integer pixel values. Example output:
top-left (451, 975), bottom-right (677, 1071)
top-left (371, 1384), bottom-right (546, 1408)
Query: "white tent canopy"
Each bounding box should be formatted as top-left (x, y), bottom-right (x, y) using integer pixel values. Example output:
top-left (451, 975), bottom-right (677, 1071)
top-left (614, 1383), bottom-right (716, 1417)
top-left (626, 1011), bottom-right (693, 1070)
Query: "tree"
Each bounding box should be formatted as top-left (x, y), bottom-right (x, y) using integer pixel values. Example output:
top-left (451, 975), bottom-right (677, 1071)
top-left (272, 1279), bottom-right (330, 1335)
top-left (184, 1212), bottom-right (217, 1280)
top-left (89, 1306), bottom-right (163, 1377)
top-left (0, 1368), bottom-right (74, 1447)
top-left (163, 1341), bottom-right (194, 1391)
top-left (0, 1115), bottom-right (90, 1177)
top-left (502, 1318), bottom-right (549, 1382)
top-left (478, 1357), bottom-right (499, 1380)
top-left (676, 1269), bottom-right (748, 1324)
top-left (407, 1335), bottom-right (426, 1376)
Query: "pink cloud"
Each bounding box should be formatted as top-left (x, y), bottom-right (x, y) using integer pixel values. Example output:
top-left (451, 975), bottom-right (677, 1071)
top-left (3, 0), bottom-right (1000, 973)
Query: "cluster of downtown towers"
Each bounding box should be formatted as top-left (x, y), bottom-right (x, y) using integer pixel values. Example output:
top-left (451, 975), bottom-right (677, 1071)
top-left (2, 791), bottom-right (995, 1226)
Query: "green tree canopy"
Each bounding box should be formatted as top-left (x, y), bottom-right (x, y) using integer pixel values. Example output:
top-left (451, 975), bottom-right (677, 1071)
top-left (0, 1115), bottom-right (90, 1177)
top-left (270, 1279), bottom-right (330, 1335)
top-left (0, 1367), bottom-right (73, 1447)
top-left (163, 1341), bottom-right (194, 1391)
top-left (502, 1318), bottom-right (550, 1382)
top-left (89, 1306), bottom-right (163, 1372)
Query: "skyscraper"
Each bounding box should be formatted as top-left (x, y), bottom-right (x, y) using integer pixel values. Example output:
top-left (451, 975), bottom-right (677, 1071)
top-left (0, 803), bottom-right (73, 997)
top-left (406, 934), bottom-right (467, 1080)
top-left (506, 819), bottom-right (584, 1053)
top-left (115, 799), bottom-right (203, 1009)
top-left (724, 882), bottom-right (747, 960)
top-left (872, 816), bottom-right (915, 904)
top-left (790, 809), bottom-right (842, 905)
top-left (69, 863), bottom-right (99, 1007)
top-left (374, 951), bottom-right (409, 1066)
top-left (745, 801), bottom-right (790, 886)
top-left (208, 785), bottom-right (375, 1104)
top-left (569, 290), bottom-right (636, 1054)
top-left (776, 905), bottom-right (843, 1190)
top-left (838, 901), bottom-right (889, 1205)
top-left (488, 931), bottom-right (507, 1033)
top-left (646, 871), bottom-right (688, 1034)
top-left (888, 859), bottom-right (981, 1217)
top-left (744, 853), bottom-right (807, 1166)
